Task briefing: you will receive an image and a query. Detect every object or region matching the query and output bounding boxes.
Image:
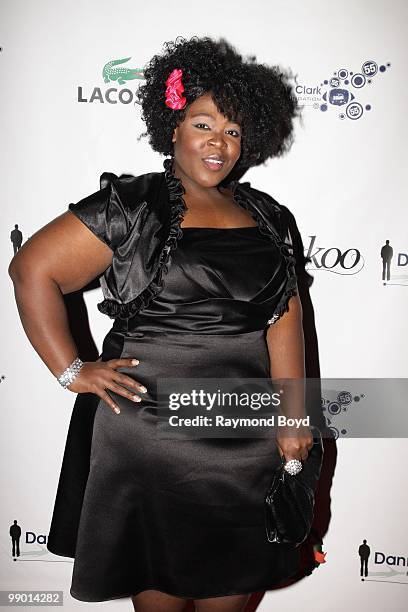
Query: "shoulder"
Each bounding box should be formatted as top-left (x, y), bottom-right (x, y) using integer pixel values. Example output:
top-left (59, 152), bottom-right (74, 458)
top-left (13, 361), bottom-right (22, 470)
top-left (67, 169), bottom-right (170, 251)
top-left (232, 179), bottom-right (292, 240)
top-left (97, 169), bottom-right (166, 213)
top-left (71, 169), bottom-right (165, 212)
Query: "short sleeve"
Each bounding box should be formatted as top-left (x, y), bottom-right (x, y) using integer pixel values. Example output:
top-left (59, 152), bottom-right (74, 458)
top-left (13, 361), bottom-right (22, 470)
top-left (68, 172), bottom-right (131, 251)
top-left (66, 171), bottom-right (156, 316)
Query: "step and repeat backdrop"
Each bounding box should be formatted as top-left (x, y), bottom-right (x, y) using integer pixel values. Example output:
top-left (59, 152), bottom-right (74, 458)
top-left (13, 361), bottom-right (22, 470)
top-left (1, 0), bottom-right (407, 610)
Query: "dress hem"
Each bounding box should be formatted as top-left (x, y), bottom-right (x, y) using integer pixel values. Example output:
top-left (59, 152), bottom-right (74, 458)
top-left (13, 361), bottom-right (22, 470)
top-left (69, 572), bottom-right (299, 602)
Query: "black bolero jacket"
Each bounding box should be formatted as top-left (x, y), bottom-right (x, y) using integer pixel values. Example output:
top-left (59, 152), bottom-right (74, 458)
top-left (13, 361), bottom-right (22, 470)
top-left (68, 158), bottom-right (298, 324)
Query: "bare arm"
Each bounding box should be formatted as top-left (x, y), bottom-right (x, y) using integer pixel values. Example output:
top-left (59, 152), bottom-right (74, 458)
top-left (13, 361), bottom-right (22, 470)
top-left (266, 294), bottom-right (305, 381)
top-left (9, 211), bottom-right (114, 376)
top-left (8, 211), bottom-right (145, 412)
top-left (266, 294), bottom-right (313, 461)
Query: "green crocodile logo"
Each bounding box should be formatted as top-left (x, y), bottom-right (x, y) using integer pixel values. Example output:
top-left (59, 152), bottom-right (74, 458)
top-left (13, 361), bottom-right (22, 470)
top-left (102, 57), bottom-right (144, 85)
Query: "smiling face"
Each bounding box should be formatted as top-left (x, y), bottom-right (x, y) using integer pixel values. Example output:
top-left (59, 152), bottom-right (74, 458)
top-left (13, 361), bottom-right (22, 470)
top-left (171, 92), bottom-right (242, 191)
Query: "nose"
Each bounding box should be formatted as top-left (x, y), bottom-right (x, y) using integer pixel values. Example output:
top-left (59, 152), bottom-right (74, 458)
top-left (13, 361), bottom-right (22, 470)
top-left (207, 131), bottom-right (228, 149)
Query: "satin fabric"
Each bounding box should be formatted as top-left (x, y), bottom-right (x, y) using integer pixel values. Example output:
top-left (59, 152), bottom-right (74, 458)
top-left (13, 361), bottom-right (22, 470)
top-left (67, 158), bottom-right (297, 323)
top-left (119, 226), bottom-right (288, 335)
top-left (47, 226), bottom-right (300, 602)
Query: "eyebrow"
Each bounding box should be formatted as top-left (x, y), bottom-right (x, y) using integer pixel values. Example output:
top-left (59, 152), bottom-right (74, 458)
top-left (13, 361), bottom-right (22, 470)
top-left (190, 112), bottom-right (241, 127)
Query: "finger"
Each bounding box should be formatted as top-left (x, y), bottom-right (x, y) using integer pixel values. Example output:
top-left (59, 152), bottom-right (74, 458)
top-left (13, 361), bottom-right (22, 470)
top-left (285, 455), bottom-right (303, 463)
top-left (276, 446), bottom-right (295, 463)
top-left (107, 358), bottom-right (140, 368)
top-left (275, 440), bottom-right (284, 457)
top-left (279, 447), bottom-right (303, 462)
top-left (112, 372), bottom-right (147, 395)
top-left (108, 381), bottom-right (143, 404)
top-left (99, 389), bottom-right (121, 414)
top-left (299, 443), bottom-right (311, 461)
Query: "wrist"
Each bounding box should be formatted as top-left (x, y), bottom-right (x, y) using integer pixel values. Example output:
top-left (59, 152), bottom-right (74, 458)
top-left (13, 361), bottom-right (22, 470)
top-left (57, 356), bottom-right (84, 389)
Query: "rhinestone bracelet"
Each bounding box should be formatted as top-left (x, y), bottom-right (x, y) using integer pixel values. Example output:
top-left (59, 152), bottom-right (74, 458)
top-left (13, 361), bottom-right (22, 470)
top-left (57, 357), bottom-right (84, 389)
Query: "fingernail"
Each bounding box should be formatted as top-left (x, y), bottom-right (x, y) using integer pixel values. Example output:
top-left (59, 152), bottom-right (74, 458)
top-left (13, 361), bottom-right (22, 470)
top-left (139, 386), bottom-right (147, 393)
top-left (132, 359), bottom-right (139, 365)
top-left (114, 407), bottom-right (121, 414)
top-left (133, 395), bottom-right (142, 402)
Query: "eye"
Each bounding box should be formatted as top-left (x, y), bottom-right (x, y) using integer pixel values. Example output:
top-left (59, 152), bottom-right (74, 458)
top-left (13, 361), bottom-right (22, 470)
top-left (227, 129), bottom-right (241, 138)
top-left (194, 123), bottom-right (241, 137)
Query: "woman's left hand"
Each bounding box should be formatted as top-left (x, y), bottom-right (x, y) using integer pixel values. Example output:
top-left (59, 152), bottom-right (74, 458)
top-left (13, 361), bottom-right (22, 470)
top-left (275, 424), bottom-right (314, 463)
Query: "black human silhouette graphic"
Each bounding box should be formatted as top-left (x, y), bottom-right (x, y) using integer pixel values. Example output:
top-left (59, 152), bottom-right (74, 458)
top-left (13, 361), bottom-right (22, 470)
top-left (380, 240), bottom-right (393, 282)
top-left (358, 539), bottom-right (370, 577)
top-left (9, 520), bottom-right (21, 557)
top-left (10, 224), bottom-right (23, 254)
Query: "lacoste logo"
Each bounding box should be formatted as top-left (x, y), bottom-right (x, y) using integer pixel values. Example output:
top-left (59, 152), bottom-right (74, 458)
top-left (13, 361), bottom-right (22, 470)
top-left (102, 57), bottom-right (144, 85)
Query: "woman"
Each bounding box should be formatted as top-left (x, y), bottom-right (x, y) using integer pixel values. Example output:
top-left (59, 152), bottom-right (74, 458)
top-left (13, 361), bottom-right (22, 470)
top-left (9, 36), bottom-right (313, 612)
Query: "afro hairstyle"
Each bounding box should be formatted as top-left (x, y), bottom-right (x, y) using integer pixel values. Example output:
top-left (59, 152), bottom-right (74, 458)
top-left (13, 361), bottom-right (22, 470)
top-left (136, 35), bottom-right (300, 174)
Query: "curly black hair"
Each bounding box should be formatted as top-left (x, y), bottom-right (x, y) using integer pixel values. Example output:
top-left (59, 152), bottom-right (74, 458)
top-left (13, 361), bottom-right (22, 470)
top-left (136, 35), bottom-right (300, 173)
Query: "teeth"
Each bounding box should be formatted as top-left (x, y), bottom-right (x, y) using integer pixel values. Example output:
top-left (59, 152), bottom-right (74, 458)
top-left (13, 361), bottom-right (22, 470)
top-left (204, 158), bottom-right (223, 164)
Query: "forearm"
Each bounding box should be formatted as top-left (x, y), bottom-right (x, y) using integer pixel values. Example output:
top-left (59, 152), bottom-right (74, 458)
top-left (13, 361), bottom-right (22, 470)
top-left (9, 273), bottom-right (79, 378)
top-left (267, 295), bottom-right (307, 420)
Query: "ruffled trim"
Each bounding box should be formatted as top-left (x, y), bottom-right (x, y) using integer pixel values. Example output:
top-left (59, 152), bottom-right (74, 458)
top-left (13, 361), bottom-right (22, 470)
top-left (97, 157), bottom-right (187, 320)
top-left (97, 160), bottom-right (297, 323)
top-left (229, 181), bottom-right (298, 325)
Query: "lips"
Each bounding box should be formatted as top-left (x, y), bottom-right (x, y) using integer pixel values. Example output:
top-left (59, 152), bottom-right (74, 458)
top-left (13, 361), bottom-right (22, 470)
top-left (202, 157), bottom-right (225, 172)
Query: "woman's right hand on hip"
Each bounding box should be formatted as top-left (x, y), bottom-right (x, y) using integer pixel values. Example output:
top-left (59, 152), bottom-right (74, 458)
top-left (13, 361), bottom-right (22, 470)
top-left (66, 358), bottom-right (147, 414)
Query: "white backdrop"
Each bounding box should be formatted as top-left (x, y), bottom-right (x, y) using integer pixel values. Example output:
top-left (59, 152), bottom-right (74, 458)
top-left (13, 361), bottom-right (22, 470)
top-left (1, 0), bottom-right (407, 610)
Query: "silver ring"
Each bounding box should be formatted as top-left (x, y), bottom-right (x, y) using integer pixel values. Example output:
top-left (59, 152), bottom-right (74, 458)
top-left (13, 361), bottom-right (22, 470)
top-left (283, 459), bottom-right (303, 475)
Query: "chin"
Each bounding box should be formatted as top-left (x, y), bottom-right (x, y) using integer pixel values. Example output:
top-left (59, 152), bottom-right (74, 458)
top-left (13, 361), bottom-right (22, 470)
top-left (195, 165), bottom-right (230, 186)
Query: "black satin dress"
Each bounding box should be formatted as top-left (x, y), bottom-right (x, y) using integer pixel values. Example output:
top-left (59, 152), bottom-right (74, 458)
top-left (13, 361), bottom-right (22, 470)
top-left (47, 223), bottom-right (301, 601)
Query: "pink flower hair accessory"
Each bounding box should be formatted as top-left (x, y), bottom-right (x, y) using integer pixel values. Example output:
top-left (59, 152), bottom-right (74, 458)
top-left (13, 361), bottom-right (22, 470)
top-left (165, 68), bottom-right (187, 110)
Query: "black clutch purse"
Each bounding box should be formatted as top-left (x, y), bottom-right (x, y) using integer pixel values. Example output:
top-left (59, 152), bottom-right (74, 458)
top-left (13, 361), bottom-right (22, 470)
top-left (264, 425), bottom-right (324, 547)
